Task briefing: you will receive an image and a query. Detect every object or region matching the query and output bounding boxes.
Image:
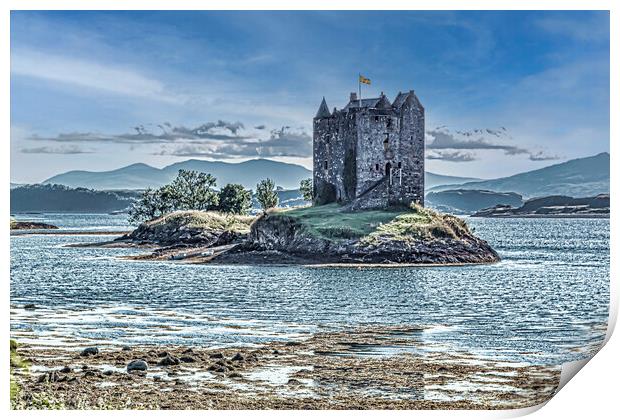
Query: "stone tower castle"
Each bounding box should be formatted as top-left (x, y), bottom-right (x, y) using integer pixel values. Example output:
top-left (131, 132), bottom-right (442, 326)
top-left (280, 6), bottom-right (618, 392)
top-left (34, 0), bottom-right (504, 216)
top-left (313, 90), bottom-right (425, 210)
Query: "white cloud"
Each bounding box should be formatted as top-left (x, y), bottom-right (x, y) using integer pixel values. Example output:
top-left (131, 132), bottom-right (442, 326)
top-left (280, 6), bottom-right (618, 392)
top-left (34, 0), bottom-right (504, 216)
top-left (11, 49), bottom-right (184, 104)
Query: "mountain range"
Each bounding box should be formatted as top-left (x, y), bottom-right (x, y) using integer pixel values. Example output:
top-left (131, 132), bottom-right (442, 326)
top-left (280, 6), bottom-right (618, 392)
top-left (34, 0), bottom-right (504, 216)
top-left (428, 152), bottom-right (609, 198)
top-left (12, 153), bottom-right (609, 214)
top-left (43, 159), bottom-right (312, 191)
top-left (41, 158), bottom-right (480, 191)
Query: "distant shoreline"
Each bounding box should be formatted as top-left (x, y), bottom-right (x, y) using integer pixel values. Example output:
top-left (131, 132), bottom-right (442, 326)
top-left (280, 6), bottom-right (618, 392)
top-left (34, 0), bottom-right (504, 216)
top-left (10, 230), bottom-right (131, 236)
top-left (472, 214), bottom-right (609, 219)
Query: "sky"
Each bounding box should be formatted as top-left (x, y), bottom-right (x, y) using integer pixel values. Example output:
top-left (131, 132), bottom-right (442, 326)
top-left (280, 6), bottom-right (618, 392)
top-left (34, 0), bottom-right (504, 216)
top-left (10, 10), bottom-right (610, 183)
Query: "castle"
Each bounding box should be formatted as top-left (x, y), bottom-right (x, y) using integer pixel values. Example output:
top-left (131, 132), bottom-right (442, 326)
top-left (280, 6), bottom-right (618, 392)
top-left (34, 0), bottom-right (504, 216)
top-left (313, 90), bottom-right (425, 210)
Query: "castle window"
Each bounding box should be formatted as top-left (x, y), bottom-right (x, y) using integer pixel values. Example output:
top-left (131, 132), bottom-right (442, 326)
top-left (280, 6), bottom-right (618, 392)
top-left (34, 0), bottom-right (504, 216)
top-left (386, 118), bottom-right (392, 128)
top-left (398, 162), bottom-right (402, 169)
top-left (324, 161), bottom-right (328, 170)
top-left (374, 116), bottom-right (379, 122)
top-left (375, 163), bottom-right (379, 171)
top-left (383, 136), bottom-right (389, 151)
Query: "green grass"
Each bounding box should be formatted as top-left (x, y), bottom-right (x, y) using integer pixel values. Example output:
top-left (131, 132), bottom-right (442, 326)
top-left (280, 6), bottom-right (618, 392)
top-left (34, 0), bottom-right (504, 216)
top-left (10, 339), bottom-right (29, 405)
top-left (272, 203), bottom-right (408, 240)
top-left (146, 210), bottom-right (255, 234)
top-left (270, 203), bottom-right (471, 242)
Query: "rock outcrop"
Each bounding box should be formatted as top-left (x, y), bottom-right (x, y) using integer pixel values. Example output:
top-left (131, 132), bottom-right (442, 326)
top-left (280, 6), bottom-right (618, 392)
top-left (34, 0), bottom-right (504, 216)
top-left (117, 211), bottom-right (252, 246)
top-left (223, 206), bottom-right (499, 265)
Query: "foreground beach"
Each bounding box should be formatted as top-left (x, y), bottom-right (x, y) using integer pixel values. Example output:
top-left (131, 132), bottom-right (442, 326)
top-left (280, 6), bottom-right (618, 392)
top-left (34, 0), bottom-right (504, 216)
top-left (11, 326), bottom-right (560, 410)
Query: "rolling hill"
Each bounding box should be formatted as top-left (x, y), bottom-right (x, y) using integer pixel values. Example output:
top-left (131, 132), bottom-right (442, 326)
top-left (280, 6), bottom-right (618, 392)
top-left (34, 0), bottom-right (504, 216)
top-left (429, 153), bottom-right (609, 198)
top-left (43, 159), bottom-right (313, 191)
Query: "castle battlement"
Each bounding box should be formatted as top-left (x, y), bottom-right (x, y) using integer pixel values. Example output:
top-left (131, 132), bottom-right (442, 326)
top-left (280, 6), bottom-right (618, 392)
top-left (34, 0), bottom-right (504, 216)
top-left (313, 90), bottom-right (425, 210)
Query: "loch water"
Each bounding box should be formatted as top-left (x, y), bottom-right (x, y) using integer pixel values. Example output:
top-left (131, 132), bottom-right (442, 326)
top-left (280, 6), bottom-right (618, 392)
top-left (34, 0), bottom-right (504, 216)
top-left (10, 214), bottom-right (609, 366)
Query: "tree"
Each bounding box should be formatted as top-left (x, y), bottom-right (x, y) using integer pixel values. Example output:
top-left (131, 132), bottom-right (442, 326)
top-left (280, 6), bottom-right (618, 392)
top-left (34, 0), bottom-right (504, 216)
top-left (256, 178), bottom-right (279, 212)
top-left (169, 169), bottom-right (219, 211)
top-left (218, 184), bottom-right (252, 215)
top-left (127, 170), bottom-right (219, 224)
top-left (128, 186), bottom-right (175, 224)
top-left (299, 178), bottom-right (313, 202)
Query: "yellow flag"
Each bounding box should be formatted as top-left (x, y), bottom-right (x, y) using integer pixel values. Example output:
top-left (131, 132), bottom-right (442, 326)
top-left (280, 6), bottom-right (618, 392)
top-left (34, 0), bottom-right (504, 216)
top-left (359, 74), bottom-right (371, 85)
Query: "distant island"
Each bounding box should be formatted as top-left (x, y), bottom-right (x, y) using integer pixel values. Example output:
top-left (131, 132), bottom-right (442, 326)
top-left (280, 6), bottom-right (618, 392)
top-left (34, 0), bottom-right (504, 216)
top-left (472, 194), bottom-right (609, 218)
top-left (10, 218), bottom-right (58, 230)
top-left (10, 184), bottom-right (140, 213)
top-left (426, 189), bottom-right (523, 215)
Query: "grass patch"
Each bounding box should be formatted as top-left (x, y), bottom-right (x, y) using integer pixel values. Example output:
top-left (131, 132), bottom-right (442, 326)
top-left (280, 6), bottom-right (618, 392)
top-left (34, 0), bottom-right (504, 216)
top-left (366, 205), bottom-right (472, 243)
top-left (10, 339), bottom-right (29, 405)
top-left (271, 204), bottom-right (408, 240)
top-left (146, 210), bottom-right (254, 234)
top-left (270, 203), bottom-right (471, 243)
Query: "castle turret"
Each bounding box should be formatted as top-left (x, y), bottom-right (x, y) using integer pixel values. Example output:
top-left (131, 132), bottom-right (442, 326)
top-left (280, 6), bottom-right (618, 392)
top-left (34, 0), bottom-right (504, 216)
top-left (376, 92), bottom-right (392, 109)
top-left (315, 97), bottom-right (331, 119)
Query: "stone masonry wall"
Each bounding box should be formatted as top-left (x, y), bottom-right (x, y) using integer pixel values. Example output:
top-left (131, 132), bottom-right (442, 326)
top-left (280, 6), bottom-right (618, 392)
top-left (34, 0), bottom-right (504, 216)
top-left (313, 90), bottom-right (424, 209)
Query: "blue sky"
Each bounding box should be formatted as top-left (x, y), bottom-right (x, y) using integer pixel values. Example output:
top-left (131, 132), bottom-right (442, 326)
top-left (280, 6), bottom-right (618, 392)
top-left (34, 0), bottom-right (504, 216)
top-left (10, 10), bottom-right (609, 183)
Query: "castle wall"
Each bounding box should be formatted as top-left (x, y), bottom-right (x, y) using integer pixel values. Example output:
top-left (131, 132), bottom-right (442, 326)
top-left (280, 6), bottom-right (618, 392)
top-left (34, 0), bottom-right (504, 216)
top-left (313, 117), bottom-right (338, 205)
top-left (354, 110), bottom-right (401, 200)
top-left (397, 98), bottom-right (425, 206)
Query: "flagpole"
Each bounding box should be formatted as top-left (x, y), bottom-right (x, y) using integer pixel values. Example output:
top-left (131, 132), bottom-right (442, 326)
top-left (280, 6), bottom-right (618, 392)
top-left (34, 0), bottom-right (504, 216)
top-left (358, 73), bottom-right (362, 107)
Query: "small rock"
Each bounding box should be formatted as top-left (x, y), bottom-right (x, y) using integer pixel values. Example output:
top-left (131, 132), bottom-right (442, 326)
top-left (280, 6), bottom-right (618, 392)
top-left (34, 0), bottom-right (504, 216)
top-left (159, 355), bottom-right (180, 366)
top-left (81, 365), bottom-right (89, 370)
top-left (182, 348), bottom-right (194, 354)
top-left (37, 371), bottom-right (60, 383)
top-left (208, 363), bottom-right (228, 373)
top-left (231, 352), bottom-right (244, 362)
top-left (229, 372), bottom-right (243, 379)
top-left (209, 352), bottom-right (224, 359)
top-left (80, 347), bottom-right (99, 357)
top-left (127, 359), bottom-right (148, 372)
top-left (179, 356), bottom-right (196, 363)
top-left (59, 366), bottom-right (72, 374)
top-left (288, 379), bottom-right (302, 386)
top-left (157, 351), bottom-right (169, 358)
top-left (103, 370), bottom-right (114, 376)
top-left (83, 370), bottom-right (96, 377)
top-left (24, 304), bottom-right (36, 310)
top-left (273, 350), bottom-right (280, 355)
top-left (121, 345), bottom-right (131, 351)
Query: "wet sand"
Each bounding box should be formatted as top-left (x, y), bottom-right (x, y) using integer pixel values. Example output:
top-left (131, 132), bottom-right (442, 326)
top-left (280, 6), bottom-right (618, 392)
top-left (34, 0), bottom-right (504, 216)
top-left (11, 326), bottom-right (560, 410)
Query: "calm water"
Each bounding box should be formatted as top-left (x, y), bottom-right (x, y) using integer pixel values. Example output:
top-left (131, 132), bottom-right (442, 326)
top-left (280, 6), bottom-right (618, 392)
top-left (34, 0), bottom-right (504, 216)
top-left (10, 214), bottom-right (609, 365)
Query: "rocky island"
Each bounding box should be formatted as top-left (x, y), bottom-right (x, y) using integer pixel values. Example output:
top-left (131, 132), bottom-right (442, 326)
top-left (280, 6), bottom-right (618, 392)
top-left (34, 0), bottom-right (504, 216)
top-left (97, 204), bottom-right (499, 266)
top-left (10, 218), bottom-right (58, 230)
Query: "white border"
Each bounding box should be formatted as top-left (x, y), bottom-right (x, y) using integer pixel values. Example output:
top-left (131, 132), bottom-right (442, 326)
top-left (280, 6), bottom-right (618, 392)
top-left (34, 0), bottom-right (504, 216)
top-left (2, 1), bottom-right (616, 419)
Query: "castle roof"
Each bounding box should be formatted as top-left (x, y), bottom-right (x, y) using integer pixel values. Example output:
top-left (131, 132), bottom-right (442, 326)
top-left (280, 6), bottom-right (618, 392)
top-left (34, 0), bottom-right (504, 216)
top-left (343, 97), bottom-right (381, 111)
top-left (392, 91), bottom-right (410, 109)
top-left (315, 97), bottom-right (331, 119)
